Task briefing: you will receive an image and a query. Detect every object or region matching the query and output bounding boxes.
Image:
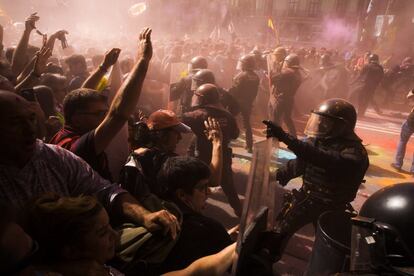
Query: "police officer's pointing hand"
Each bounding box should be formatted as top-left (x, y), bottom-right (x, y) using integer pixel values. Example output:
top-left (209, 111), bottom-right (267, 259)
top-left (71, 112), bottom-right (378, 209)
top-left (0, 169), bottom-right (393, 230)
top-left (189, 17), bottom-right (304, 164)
top-left (262, 120), bottom-right (289, 143)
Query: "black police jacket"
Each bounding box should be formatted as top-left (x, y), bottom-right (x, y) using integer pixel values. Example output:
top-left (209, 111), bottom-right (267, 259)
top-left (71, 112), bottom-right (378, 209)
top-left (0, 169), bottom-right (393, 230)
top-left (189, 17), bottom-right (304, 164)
top-left (182, 106), bottom-right (239, 164)
top-left (229, 70), bottom-right (260, 108)
top-left (270, 68), bottom-right (302, 100)
top-left (276, 136), bottom-right (369, 204)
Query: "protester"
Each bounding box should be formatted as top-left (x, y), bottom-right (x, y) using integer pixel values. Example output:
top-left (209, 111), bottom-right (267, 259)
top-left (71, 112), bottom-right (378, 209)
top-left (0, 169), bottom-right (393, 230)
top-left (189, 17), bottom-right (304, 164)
top-left (158, 156), bottom-right (237, 273)
top-left (1, 5), bottom-right (414, 275)
top-left (50, 29), bottom-right (152, 180)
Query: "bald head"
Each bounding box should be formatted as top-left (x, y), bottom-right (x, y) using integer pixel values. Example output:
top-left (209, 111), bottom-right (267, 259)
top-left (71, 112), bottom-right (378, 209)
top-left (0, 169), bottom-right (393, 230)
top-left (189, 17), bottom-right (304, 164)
top-left (0, 90), bottom-right (37, 167)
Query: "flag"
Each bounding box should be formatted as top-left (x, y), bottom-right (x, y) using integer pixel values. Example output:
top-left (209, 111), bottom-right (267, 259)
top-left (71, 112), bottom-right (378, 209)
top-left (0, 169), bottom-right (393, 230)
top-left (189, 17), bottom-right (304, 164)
top-left (267, 18), bottom-right (275, 30)
top-left (267, 18), bottom-right (279, 44)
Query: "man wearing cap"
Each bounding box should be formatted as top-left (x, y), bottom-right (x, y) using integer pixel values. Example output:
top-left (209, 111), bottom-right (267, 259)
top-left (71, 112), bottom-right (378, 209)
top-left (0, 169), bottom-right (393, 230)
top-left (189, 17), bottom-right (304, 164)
top-left (121, 109), bottom-right (192, 206)
top-left (182, 84), bottom-right (242, 216)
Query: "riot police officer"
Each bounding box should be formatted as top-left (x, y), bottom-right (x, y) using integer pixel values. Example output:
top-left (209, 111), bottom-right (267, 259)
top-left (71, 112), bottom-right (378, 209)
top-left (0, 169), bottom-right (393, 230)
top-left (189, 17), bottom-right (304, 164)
top-left (272, 47), bottom-right (287, 73)
top-left (191, 69), bottom-right (240, 116)
top-left (169, 56), bottom-right (208, 114)
top-left (262, 98), bottom-right (369, 260)
top-left (229, 54), bottom-right (260, 153)
top-left (269, 53), bottom-right (302, 137)
top-left (349, 53), bottom-right (384, 117)
top-left (317, 54), bottom-right (349, 100)
top-left (182, 84), bottom-right (242, 217)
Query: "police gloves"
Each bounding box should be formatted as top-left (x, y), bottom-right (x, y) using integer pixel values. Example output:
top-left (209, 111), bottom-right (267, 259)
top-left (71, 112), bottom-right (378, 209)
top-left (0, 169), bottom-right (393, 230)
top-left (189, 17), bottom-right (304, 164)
top-left (262, 120), bottom-right (289, 143)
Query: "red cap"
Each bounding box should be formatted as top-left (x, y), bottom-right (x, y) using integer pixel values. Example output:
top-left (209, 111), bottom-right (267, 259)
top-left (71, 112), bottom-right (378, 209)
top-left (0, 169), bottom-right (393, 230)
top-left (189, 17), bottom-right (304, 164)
top-left (147, 109), bottom-right (192, 133)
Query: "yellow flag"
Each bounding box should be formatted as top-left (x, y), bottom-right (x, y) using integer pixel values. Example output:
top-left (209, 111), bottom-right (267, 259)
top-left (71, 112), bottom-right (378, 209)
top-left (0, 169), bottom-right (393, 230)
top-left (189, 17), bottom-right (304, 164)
top-left (268, 18), bottom-right (275, 30)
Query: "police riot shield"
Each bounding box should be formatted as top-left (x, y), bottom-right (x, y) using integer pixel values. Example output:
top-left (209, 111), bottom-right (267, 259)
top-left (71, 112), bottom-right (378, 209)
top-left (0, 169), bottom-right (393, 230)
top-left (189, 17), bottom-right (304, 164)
top-left (168, 62), bottom-right (189, 112)
top-left (169, 62), bottom-right (188, 85)
top-left (232, 139), bottom-right (276, 276)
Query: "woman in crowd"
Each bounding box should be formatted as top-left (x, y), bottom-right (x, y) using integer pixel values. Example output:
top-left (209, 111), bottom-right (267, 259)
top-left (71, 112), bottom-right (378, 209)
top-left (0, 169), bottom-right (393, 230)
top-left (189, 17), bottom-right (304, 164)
top-left (24, 194), bottom-right (235, 276)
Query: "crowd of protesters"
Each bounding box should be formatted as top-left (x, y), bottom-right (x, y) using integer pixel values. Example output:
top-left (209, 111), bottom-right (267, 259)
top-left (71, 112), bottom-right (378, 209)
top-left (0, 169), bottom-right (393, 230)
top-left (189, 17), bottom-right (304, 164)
top-left (0, 10), bottom-right (414, 276)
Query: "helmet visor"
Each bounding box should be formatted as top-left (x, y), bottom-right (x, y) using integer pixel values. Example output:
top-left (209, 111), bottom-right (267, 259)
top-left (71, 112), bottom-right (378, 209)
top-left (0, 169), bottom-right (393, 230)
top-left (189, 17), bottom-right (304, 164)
top-left (191, 79), bottom-right (201, 91)
top-left (304, 113), bottom-right (335, 138)
top-left (191, 94), bottom-right (200, 107)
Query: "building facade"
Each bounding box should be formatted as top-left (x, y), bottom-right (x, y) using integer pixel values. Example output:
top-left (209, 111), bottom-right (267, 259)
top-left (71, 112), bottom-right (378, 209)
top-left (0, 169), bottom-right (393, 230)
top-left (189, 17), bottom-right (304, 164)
top-left (230, 0), bottom-right (368, 47)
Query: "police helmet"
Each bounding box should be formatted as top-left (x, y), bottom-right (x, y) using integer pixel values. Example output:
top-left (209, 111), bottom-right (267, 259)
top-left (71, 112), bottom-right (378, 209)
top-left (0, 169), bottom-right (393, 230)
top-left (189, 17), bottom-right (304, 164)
top-left (351, 183), bottom-right (414, 273)
top-left (284, 53), bottom-right (300, 68)
top-left (304, 98), bottom-right (357, 139)
top-left (191, 69), bottom-right (215, 91)
top-left (189, 56), bottom-right (208, 71)
top-left (368, 54), bottom-right (379, 64)
top-left (191, 84), bottom-right (220, 108)
top-left (274, 47), bottom-right (287, 58)
top-left (239, 54), bottom-right (256, 71)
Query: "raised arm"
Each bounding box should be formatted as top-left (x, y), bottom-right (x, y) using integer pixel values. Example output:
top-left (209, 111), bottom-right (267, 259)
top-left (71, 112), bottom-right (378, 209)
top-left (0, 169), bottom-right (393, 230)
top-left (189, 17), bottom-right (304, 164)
top-left (12, 13), bottom-right (39, 76)
top-left (15, 45), bottom-right (52, 92)
top-left (93, 28), bottom-right (152, 154)
top-left (82, 48), bottom-right (121, 90)
top-left (204, 117), bottom-right (223, 187)
top-left (45, 30), bottom-right (68, 53)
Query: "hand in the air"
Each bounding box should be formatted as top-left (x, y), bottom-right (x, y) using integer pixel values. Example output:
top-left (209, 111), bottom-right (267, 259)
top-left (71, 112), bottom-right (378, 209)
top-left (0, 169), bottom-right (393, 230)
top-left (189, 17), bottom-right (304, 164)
top-left (204, 117), bottom-right (223, 145)
top-left (137, 28), bottom-right (153, 62)
top-left (33, 45), bottom-right (53, 76)
top-left (262, 120), bottom-right (287, 141)
top-left (101, 48), bottom-right (121, 70)
top-left (25, 12), bottom-right (40, 32)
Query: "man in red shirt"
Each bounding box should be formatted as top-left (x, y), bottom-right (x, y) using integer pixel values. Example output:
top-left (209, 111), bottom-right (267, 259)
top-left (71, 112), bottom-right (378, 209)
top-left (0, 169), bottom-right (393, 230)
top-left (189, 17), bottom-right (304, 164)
top-left (51, 28), bottom-right (153, 180)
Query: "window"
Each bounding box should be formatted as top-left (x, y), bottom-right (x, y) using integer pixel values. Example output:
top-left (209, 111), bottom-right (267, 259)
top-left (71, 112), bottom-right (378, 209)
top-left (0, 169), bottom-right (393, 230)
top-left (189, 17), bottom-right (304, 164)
top-left (307, 0), bottom-right (321, 17)
top-left (288, 0), bottom-right (299, 16)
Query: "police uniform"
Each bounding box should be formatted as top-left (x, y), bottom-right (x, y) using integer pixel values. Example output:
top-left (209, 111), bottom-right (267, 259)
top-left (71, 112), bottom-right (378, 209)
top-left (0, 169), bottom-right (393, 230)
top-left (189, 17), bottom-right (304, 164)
top-left (170, 74), bottom-right (194, 114)
top-left (182, 105), bottom-right (241, 216)
top-left (229, 70), bottom-right (260, 151)
top-left (350, 57), bottom-right (384, 116)
top-left (275, 136), bottom-right (369, 236)
top-left (263, 98), bottom-right (369, 260)
top-left (269, 67), bottom-right (302, 136)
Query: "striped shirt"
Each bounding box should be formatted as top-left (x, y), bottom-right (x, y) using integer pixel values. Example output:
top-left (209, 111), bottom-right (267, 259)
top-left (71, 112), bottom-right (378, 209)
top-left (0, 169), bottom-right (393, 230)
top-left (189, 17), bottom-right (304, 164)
top-left (0, 140), bottom-right (126, 210)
